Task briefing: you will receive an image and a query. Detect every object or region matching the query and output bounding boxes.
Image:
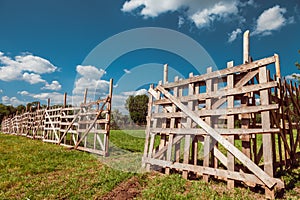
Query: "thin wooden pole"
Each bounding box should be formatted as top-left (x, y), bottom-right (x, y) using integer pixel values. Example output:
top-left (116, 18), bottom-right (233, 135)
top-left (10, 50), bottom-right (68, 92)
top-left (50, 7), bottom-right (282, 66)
top-left (227, 61), bottom-right (235, 189)
top-left (83, 88), bottom-right (88, 104)
top-left (243, 30), bottom-right (250, 64)
top-left (63, 93), bottom-right (67, 108)
top-left (274, 54), bottom-right (281, 79)
top-left (164, 64), bottom-right (168, 84)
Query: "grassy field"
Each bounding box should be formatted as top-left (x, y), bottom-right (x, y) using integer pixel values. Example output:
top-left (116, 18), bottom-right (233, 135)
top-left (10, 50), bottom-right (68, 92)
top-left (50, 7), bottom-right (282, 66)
top-left (0, 131), bottom-right (300, 199)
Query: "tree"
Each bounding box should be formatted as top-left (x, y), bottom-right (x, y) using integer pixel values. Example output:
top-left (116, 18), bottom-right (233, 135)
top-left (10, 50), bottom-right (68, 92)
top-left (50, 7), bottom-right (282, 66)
top-left (125, 94), bottom-right (149, 125)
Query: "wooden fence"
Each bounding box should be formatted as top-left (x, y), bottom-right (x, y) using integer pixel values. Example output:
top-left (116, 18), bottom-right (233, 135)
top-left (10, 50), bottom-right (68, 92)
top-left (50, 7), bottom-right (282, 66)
top-left (1, 79), bottom-right (113, 157)
top-left (142, 44), bottom-right (299, 198)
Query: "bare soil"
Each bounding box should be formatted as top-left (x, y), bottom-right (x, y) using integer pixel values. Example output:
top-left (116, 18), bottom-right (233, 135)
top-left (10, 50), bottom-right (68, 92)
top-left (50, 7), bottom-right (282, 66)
top-left (100, 177), bottom-right (142, 200)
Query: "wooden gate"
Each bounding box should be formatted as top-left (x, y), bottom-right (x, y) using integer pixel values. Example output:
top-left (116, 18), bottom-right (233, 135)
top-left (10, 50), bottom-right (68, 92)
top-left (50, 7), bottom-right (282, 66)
top-left (142, 55), bottom-right (290, 198)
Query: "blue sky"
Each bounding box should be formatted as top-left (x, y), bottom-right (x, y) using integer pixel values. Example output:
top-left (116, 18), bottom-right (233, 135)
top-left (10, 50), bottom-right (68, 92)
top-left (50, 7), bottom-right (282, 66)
top-left (0, 0), bottom-right (299, 113)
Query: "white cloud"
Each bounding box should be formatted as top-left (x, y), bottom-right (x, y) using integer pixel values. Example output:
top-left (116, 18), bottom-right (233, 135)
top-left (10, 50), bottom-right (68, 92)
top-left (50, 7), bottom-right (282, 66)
top-left (124, 69), bottom-right (131, 74)
top-left (0, 52), bottom-right (58, 83)
top-left (121, 88), bottom-right (148, 96)
top-left (228, 28), bottom-right (242, 43)
top-left (42, 80), bottom-right (62, 91)
top-left (76, 65), bottom-right (106, 80)
top-left (1, 96), bottom-right (25, 106)
top-left (22, 72), bottom-right (46, 84)
top-left (121, 0), bottom-right (242, 29)
top-left (15, 54), bottom-right (57, 74)
top-left (285, 73), bottom-right (300, 80)
top-left (190, 1), bottom-right (239, 28)
top-left (18, 91), bottom-right (29, 96)
top-left (253, 5), bottom-right (294, 36)
top-left (122, 0), bottom-right (185, 17)
top-left (73, 65), bottom-right (109, 101)
top-left (0, 89), bottom-right (3, 94)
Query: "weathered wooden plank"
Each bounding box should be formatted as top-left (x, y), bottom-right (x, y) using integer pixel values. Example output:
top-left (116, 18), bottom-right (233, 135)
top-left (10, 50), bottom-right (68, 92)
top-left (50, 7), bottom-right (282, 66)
top-left (259, 66), bottom-right (275, 199)
top-left (152, 104), bottom-right (279, 118)
top-left (143, 158), bottom-right (284, 189)
top-left (150, 128), bottom-right (280, 135)
top-left (155, 85), bottom-right (279, 189)
top-left (155, 81), bottom-right (276, 105)
top-left (227, 61), bottom-right (235, 189)
top-left (203, 67), bottom-right (212, 182)
top-left (143, 85), bottom-right (154, 168)
top-left (163, 56), bottom-right (275, 89)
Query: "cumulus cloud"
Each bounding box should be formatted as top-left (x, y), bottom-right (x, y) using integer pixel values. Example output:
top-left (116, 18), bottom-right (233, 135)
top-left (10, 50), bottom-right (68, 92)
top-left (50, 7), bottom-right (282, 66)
top-left (122, 0), bottom-right (185, 17)
top-left (121, 89), bottom-right (148, 96)
top-left (0, 89), bottom-right (3, 94)
top-left (190, 1), bottom-right (239, 28)
top-left (1, 96), bottom-right (25, 106)
top-left (72, 65), bottom-right (110, 102)
top-left (0, 51), bottom-right (59, 90)
top-left (42, 80), bottom-right (62, 91)
top-left (228, 28), bottom-right (242, 42)
top-left (253, 5), bottom-right (294, 36)
top-left (121, 0), bottom-right (244, 29)
top-left (0, 52), bottom-right (57, 82)
top-left (22, 72), bottom-right (46, 84)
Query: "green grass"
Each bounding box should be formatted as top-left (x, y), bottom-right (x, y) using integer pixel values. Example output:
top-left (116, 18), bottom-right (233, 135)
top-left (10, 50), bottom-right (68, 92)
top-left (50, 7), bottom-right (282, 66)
top-left (139, 174), bottom-right (259, 200)
top-left (1, 132), bottom-right (300, 199)
top-left (110, 130), bottom-right (146, 152)
top-left (0, 133), bottom-right (133, 199)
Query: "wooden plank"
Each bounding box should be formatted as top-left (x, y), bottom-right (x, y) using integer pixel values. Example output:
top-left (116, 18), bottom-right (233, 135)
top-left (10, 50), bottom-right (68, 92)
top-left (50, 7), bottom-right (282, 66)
top-left (155, 80), bottom-right (275, 105)
top-left (259, 66), bottom-right (274, 199)
top-left (183, 72), bottom-right (194, 179)
top-left (163, 56), bottom-right (275, 89)
top-left (143, 84), bottom-right (154, 167)
top-left (155, 85), bottom-right (279, 189)
top-left (203, 67), bottom-right (212, 182)
top-left (145, 81), bottom-right (161, 171)
top-left (227, 61), bottom-right (235, 189)
top-left (143, 158), bottom-right (284, 189)
top-left (152, 104), bottom-right (279, 118)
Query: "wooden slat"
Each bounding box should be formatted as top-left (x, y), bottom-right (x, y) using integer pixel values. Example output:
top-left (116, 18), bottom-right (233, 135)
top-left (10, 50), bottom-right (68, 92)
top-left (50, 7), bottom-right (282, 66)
top-left (163, 56), bottom-right (275, 89)
top-left (152, 104), bottom-right (279, 118)
top-left (143, 158), bottom-right (284, 189)
top-left (227, 61), bottom-right (235, 189)
top-left (150, 128), bottom-right (280, 135)
top-left (155, 79), bottom-right (276, 105)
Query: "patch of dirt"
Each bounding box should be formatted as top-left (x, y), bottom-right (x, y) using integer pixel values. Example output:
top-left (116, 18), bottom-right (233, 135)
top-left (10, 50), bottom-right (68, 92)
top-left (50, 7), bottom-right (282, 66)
top-left (100, 177), bottom-right (142, 200)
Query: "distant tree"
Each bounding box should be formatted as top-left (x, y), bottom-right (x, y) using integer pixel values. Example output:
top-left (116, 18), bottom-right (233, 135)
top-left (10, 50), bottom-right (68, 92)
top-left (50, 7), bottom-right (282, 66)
top-left (0, 103), bottom-right (16, 123)
top-left (16, 105), bottom-right (26, 114)
top-left (125, 94), bottom-right (149, 125)
top-left (26, 101), bottom-right (40, 112)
